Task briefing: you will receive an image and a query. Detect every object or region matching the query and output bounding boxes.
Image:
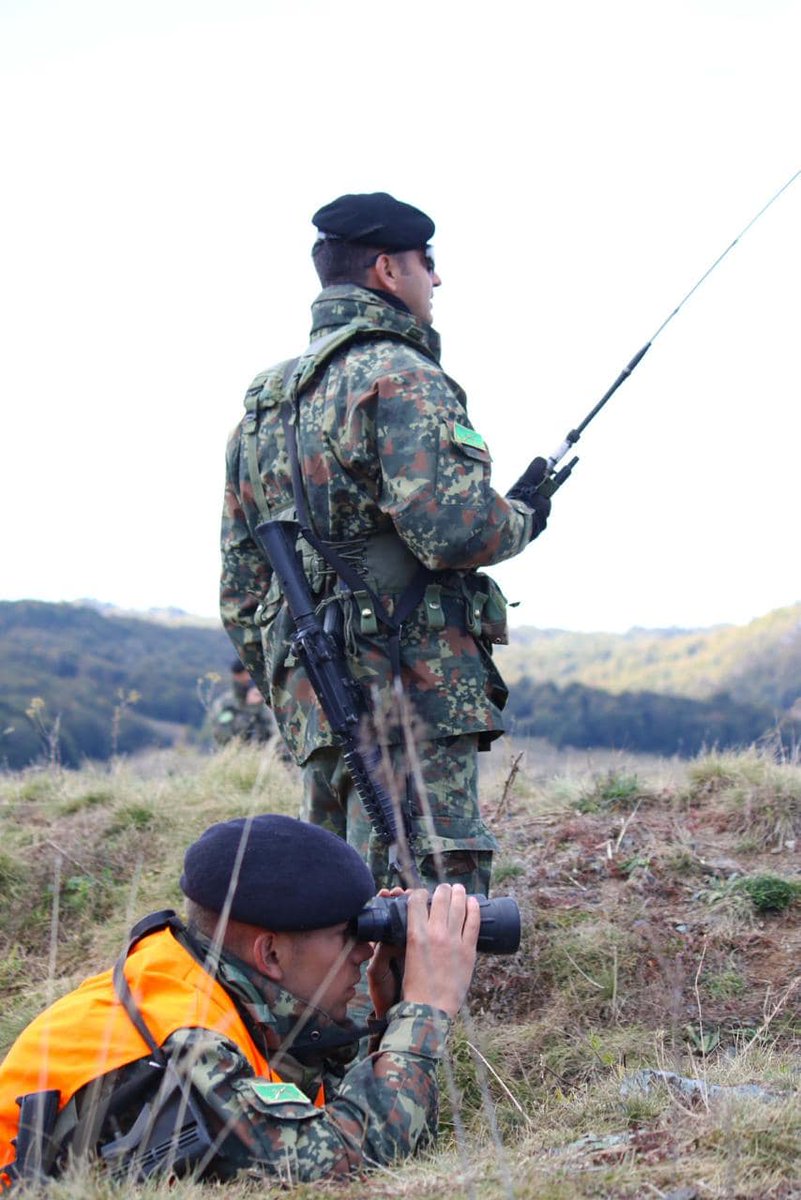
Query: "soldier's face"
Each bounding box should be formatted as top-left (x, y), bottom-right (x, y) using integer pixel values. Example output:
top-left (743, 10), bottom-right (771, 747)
top-left (393, 248), bottom-right (441, 324)
top-left (276, 922), bottom-right (374, 1022)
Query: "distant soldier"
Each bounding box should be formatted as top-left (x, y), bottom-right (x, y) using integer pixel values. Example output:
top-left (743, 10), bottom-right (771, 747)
top-left (210, 659), bottom-right (276, 747)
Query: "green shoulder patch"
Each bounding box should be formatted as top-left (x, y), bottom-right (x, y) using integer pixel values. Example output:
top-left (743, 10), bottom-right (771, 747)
top-left (250, 1080), bottom-right (311, 1106)
top-left (453, 422), bottom-right (488, 452)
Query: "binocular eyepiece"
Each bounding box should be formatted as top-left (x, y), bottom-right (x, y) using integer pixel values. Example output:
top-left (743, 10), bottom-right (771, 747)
top-left (351, 893), bottom-right (520, 955)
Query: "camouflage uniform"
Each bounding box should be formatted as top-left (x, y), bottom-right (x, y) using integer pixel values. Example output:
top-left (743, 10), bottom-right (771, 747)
top-left (161, 935), bottom-right (447, 1181)
top-left (5, 925), bottom-right (447, 1184)
top-left (221, 285), bottom-right (534, 892)
top-left (209, 677), bottom-right (276, 747)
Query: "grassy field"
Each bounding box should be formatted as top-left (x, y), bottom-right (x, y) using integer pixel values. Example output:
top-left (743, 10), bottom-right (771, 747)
top-left (3, 739), bottom-right (801, 1198)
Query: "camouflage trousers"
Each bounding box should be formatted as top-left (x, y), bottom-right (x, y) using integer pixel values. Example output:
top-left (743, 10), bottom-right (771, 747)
top-left (301, 733), bottom-right (498, 895)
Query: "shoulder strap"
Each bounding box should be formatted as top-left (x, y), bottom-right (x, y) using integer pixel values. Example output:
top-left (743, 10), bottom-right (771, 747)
top-left (242, 359), bottom-right (299, 524)
top-left (289, 318), bottom-right (434, 402)
top-left (245, 320), bottom-right (436, 671)
top-left (242, 318), bottom-right (435, 523)
top-left (111, 911), bottom-right (186, 1068)
top-left (281, 404), bottom-right (429, 683)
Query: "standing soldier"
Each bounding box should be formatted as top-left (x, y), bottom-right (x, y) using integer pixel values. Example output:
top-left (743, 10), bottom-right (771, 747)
top-left (220, 192), bottom-right (553, 893)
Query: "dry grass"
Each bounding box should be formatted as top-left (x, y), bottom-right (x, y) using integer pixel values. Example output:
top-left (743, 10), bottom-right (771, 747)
top-left (4, 741), bottom-right (801, 1197)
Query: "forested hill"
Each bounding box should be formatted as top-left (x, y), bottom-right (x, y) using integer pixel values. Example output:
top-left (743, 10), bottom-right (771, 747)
top-left (2, 599), bottom-right (799, 769)
top-left (0, 600), bottom-right (231, 768)
top-left (497, 603), bottom-right (801, 757)
top-left (498, 603), bottom-right (801, 712)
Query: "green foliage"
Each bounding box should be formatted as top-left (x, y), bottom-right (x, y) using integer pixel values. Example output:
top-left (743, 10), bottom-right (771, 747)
top-left (60, 788), bottom-right (114, 815)
top-left (493, 861), bottom-right (526, 883)
top-left (685, 1022), bottom-right (721, 1054)
top-left (0, 943), bottom-right (26, 991)
top-left (108, 804), bottom-right (156, 833)
top-left (704, 967), bottom-right (746, 1000)
top-left (617, 854), bottom-right (651, 877)
top-left (0, 850), bottom-right (24, 898)
top-left (576, 770), bottom-right (642, 812)
top-left (738, 873), bottom-right (801, 913)
top-left (685, 749), bottom-right (801, 846)
top-left (696, 872), bottom-right (801, 918)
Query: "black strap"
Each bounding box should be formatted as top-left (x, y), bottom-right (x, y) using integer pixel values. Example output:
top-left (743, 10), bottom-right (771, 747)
top-left (111, 911), bottom-right (186, 1069)
top-left (281, 405), bottom-right (430, 681)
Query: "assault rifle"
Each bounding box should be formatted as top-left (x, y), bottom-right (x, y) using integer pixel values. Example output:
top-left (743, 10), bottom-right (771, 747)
top-left (254, 518), bottom-right (420, 886)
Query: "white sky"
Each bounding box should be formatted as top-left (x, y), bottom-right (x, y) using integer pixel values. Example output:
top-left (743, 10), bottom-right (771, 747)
top-left (1, 0), bottom-right (799, 634)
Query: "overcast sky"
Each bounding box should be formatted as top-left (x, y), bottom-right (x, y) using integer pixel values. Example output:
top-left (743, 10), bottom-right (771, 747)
top-left (1, 0), bottom-right (799, 633)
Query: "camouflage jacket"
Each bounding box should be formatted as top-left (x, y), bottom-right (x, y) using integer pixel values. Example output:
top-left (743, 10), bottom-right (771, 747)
top-left (221, 285), bottom-right (533, 763)
top-left (209, 688), bottom-right (276, 746)
top-left (79, 932), bottom-right (448, 1184)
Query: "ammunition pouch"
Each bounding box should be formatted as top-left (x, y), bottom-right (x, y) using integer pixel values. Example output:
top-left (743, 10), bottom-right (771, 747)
top-left (360, 532), bottom-right (423, 593)
top-left (463, 573), bottom-right (510, 646)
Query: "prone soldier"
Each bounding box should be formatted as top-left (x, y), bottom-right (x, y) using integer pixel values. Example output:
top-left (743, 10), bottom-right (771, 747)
top-left (0, 815), bottom-right (479, 1185)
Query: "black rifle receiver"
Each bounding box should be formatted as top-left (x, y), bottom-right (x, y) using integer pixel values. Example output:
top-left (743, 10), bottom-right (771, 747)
top-left (254, 519), bottom-right (419, 885)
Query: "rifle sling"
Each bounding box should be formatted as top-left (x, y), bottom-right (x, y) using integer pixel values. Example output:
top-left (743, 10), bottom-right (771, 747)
top-left (281, 404), bottom-right (431, 683)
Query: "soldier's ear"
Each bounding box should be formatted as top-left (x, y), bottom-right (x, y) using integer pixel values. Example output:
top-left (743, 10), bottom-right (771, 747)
top-left (371, 252), bottom-right (402, 294)
top-left (253, 930), bottom-right (284, 981)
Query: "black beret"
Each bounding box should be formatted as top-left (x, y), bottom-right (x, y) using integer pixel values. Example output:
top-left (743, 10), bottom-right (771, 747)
top-left (230, 658), bottom-right (247, 673)
top-left (180, 815), bottom-right (375, 931)
top-left (312, 191), bottom-right (435, 251)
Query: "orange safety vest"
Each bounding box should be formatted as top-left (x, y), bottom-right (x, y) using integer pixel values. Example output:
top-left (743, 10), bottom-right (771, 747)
top-left (0, 922), bottom-right (322, 1171)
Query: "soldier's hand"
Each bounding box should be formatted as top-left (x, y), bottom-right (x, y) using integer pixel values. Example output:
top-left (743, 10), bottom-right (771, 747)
top-left (367, 887), bottom-right (406, 1018)
top-left (400, 884), bottom-right (480, 1018)
top-left (506, 456), bottom-right (552, 540)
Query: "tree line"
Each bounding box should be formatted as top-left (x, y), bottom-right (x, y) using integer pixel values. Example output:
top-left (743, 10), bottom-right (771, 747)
top-left (505, 677), bottom-right (793, 756)
top-left (2, 600), bottom-right (796, 770)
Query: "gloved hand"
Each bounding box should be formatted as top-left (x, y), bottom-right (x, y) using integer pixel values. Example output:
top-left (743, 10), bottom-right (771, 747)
top-left (506, 456), bottom-right (551, 540)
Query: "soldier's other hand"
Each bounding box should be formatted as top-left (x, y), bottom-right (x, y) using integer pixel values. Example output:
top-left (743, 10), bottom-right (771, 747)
top-left (506, 456), bottom-right (551, 539)
top-left (400, 885), bottom-right (480, 1018)
top-left (366, 887), bottom-right (407, 1018)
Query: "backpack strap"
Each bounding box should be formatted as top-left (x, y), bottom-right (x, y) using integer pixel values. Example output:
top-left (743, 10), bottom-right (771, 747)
top-left (281, 405), bottom-right (430, 683)
top-left (111, 911), bottom-right (187, 1069)
top-left (242, 360), bottom-right (299, 524)
top-left (244, 319), bottom-right (439, 675)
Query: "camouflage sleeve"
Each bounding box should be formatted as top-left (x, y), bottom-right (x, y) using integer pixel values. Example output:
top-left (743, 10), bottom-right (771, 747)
top-left (165, 1001), bottom-right (449, 1182)
top-left (373, 363), bottom-right (533, 570)
top-left (219, 425), bottom-right (272, 693)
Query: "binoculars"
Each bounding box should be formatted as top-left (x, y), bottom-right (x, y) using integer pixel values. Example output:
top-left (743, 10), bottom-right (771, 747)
top-left (351, 893), bottom-right (520, 955)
